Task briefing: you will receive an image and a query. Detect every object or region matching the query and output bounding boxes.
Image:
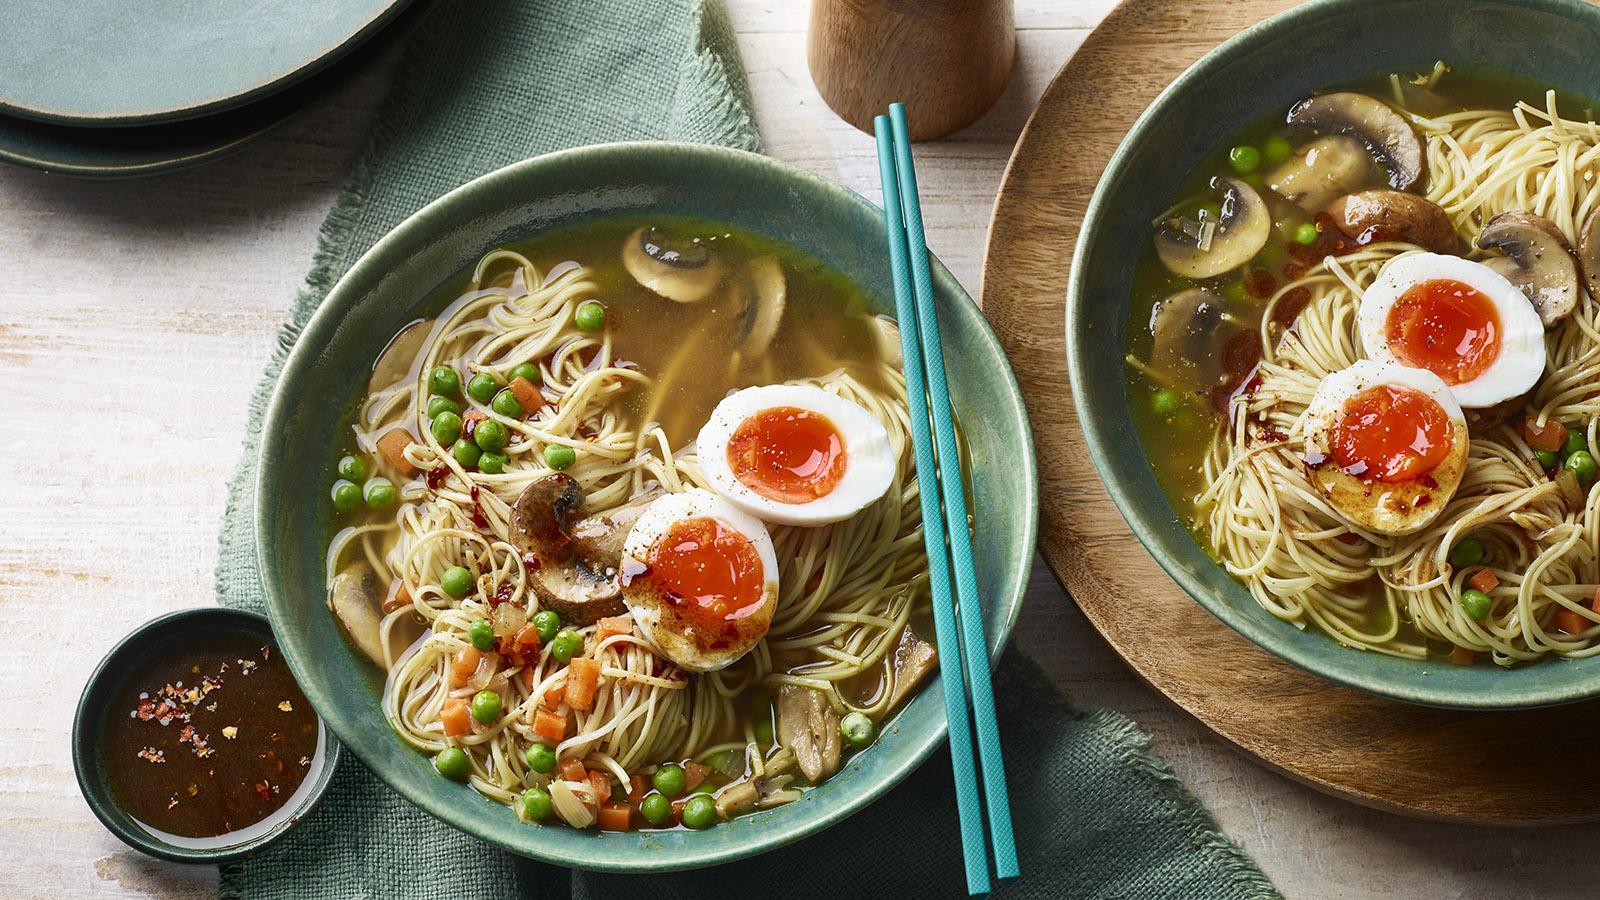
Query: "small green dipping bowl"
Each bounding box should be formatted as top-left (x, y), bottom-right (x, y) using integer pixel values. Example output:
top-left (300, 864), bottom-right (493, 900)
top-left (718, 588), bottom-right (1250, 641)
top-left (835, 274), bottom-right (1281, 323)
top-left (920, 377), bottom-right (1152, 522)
top-left (72, 607), bottom-right (342, 863)
top-left (255, 143), bottom-right (1037, 870)
top-left (1069, 0), bottom-right (1600, 709)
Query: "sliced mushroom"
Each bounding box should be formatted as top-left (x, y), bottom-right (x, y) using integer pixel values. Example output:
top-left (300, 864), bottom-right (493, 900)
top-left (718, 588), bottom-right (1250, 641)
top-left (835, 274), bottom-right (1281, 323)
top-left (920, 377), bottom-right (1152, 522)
top-left (329, 561), bottom-right (422, 667)
top-left (1478, 211), bottom-right (1579, 326)
top-left (1577, 207), bottom-right (1600, 296)
top-left (775, 684), bottom-right (841, 783)
top-left (1146, 288), bottom-right (1240, 392)
top-left (727, 256), bottom-right (787, 358)
top-left (1266, 135), bottom-right (1372, 212)
top-left (510, 475), bottom-right (662, 626)
top-left (369, 319), bottom-right (433, 395)
top-left (886, 625), bottom-right (937, 711)
top-left (1324, 190), bottom-right (1457, 254)
top-left (1286, 92), bottom-right (1425, 190)
top-left (1154, 177), bottom-right (1271, 278)
top-left (622, 226), bottom-right (725, 303)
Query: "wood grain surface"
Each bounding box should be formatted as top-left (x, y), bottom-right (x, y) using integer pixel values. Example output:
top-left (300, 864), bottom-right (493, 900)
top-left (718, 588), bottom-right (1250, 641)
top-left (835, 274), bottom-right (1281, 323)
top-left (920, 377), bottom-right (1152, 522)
top-left (981, 0), bottom-right (1600, 825)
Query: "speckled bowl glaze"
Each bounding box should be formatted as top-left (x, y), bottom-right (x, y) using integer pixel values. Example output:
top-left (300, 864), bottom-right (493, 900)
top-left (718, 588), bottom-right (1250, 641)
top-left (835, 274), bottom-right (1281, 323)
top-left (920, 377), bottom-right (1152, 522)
top-left (1069, 0), bottom-right (1600, 709)
top-left (256, 142), bottom-right (1037, 870)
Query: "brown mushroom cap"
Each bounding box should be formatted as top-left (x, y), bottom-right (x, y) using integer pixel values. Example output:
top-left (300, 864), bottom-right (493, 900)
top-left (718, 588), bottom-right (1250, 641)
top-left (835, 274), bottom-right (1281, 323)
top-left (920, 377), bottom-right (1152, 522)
top-left (1577, 207), bottom-right (1600, 296)
top-left (1324, 189), bottom-right (1458, 254)
top-left (1478, 211), bottom-right (1580, 327)
top-left (1267, 135), bottom-right (1372, 211)
top-left (622, 225), bottom-right (726, 303)
top-left (1286, 92), bottom-right (1425, 190)
top-left (1146, 288), bottom-right (1240, 392)
top-left (510, 475), bottom-right (662, 626)
top-left (1153, 177), bottom-right (1271, 279)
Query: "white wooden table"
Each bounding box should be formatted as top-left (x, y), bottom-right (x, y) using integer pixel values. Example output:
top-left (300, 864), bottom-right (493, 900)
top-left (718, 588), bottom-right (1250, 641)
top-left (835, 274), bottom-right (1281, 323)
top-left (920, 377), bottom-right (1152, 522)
top-left (4, 2), bottom-right (1592, 897)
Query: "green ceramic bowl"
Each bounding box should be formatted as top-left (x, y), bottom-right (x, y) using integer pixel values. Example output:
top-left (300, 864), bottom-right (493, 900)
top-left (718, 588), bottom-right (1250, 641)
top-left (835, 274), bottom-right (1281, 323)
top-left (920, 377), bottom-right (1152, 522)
top-left (72, 608), bottom-right (342, 864)
top-left (1070, 0), bottom-right (1600, 710)
top-left (256, 142), bottom-right (1037, 870)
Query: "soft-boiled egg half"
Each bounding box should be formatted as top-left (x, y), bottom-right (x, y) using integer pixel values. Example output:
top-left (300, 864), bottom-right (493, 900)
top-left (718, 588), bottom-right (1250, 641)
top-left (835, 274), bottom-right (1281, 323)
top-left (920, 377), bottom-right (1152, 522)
top-left (1358, 252), bottom-right (1544, 409)
top-left (696, 384), bottom-right (895, 527)
top-left (620, 489), bottom-right (779, 672)
top-left (1303, 360), bottom-right (1469, 536)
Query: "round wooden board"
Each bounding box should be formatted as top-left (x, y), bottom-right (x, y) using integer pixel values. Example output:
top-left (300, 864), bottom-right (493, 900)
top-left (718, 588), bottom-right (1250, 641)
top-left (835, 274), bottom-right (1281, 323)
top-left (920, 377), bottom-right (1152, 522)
top-left (980, 0), bottom-right (1600, 824)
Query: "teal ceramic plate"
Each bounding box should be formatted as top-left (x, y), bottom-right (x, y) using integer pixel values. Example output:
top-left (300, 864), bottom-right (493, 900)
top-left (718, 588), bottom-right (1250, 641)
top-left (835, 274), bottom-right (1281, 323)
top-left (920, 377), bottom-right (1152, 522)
top-left (1069, 0), bottom-right (1600, 710)
top-left (72, 608), bottom-right (342, 864)
top-left (0, 0), bottom-right (413, 126)
top-left (256, 143), bottom-right (1037, 870)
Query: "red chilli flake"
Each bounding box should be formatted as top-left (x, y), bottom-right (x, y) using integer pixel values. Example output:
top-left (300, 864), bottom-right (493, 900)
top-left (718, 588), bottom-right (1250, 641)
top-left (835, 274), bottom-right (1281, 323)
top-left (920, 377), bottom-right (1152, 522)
top-left (426, 466), bottom-right (448, 489)
top-left (468, 485), bottom-right (490, 530)
top-left (490, 584), bottom-right (514, 607)
top-left (522, 554), bottom-right (542, 572)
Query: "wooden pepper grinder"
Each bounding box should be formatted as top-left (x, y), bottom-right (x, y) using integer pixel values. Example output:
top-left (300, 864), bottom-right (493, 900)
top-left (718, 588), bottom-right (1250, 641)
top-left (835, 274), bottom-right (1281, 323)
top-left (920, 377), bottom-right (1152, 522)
top-left (807, 0), bottom-right (1016, 141)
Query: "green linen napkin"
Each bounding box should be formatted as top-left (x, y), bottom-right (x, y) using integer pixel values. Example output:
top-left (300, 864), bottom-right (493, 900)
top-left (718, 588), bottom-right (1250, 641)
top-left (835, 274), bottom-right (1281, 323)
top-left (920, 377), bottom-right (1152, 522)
top-left (214, 0), bottom-right (1279, 896)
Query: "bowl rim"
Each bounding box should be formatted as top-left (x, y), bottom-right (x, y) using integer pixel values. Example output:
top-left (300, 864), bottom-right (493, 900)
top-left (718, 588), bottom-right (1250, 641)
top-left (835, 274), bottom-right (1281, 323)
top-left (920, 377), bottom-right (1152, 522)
top-left (254, 140), bottom-right (1037, 870)
top-left (1066, 0), bottom-right (1600, 710)
top-left (71, 606), bottom-right (343, 864)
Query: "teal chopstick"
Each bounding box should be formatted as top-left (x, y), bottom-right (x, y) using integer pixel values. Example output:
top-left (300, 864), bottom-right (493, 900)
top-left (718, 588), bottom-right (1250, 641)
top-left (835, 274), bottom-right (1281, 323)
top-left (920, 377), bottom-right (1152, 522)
top-left (887, 102), bottom-right (1019, 881)
top-left (874, 116), bottom-right (991, 897)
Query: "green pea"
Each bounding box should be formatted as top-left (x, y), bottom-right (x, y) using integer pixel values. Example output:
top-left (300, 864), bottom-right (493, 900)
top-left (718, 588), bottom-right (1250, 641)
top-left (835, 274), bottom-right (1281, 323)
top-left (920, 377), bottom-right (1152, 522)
top-left (551, 629), bottom-right (583, 663)
top-left (467, 372), bottom-right (502, 404)
top-left (754, 718), bottom-right (773, 744)
top-left (524, 743), bottom-right (557, 774)
top-left (478, 452), bottom-right (508, 475)
top-left (1294, 222), bottom-right (1319, 245)
top-left (451, 438), bottom-right (483, 468)
top-left (640, 792), bottom-right (671, 825)
top-left (491, 389), bottom-right (523, 418)
top-left (331, 479), bottom-right (362, 513)
top-left (470, 690), bottom-right (502, 723)
top-left (1263, 134), bottom-right (1293, 164)
top-left (434, 747), bottom-right (469, 780)
top-left (468, 619), bottom-right (494, 652)
top-left (1536, 449), bottom-right (1559, 470)
top-left (544, 444), bottom-right (576, 471)
top-left (840, 711), bottom-right (875, 749)
top-left (1461, 588), bottom-right (1493, 621)
top-left (681, 793), bottom-right (717, 830)
top-left (1565, 429), bottom-right (1589, 457)
top-left (441, 565), bottom-right (473, 598)
top-left (575, 300), bottom-right (606, 332)
top-left (532, 609), bottom-right (561, 644)
top-left (431, 410), bottom-right (463, 445)
top-left (652, 763), bottom-right (686, 798)
top-left (337, 455), bottom-right (369, 482)
top-left (363, 477), bottom-right (397, 510)
top-left (429, 366), bottom-right (461, 397)
top-left (521, 786), bottom-right (553, 823)
top-left (511, 362), bottom-right (542, 385)
top-left (1566, 450), bottom-right (1597, 484)
top-left (1227, 145), bottom-right (1261, 174)
top-left (427, 395), bottom-right (462, 419)
top-left (1151, 388), bottom-right (1183, 418)
top-left (1448, 538), bottom-right (1485, 569)
top-left (475, 419), bottom-right (510, 452)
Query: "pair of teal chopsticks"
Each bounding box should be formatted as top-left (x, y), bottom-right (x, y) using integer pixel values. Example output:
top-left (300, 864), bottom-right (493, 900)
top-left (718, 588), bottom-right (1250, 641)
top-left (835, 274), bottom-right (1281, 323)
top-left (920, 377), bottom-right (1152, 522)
top-left (874, 103), bottom-right (1019, 896)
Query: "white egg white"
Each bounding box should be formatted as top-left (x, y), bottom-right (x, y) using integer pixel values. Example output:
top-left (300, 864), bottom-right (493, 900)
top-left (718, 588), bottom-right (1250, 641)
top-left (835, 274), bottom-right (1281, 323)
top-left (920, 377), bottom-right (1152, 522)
top-left (1358, 252), bottom-right (1544, 409)
top-left (1304, 360), bottom-right (1469, 536)
top-left (620, 489), bottom-right (779, 673)
top-left (696, 384), bottom-right (895, 527)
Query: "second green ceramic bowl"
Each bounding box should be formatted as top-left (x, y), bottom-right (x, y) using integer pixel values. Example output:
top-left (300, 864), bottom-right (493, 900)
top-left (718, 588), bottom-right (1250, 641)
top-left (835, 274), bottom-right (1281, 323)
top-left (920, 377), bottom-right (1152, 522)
top-left (1070, 0), bottom-right (1600, 710)
top-left (256, 142), bottom-right (1036, 869)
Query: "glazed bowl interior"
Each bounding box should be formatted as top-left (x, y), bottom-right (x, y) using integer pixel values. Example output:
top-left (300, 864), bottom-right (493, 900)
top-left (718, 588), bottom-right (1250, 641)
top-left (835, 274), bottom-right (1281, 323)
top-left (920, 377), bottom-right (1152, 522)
top-left (257, 142), bottom-right (1036, 870)
top-left (1070, 0), bottom-right (1600, 710)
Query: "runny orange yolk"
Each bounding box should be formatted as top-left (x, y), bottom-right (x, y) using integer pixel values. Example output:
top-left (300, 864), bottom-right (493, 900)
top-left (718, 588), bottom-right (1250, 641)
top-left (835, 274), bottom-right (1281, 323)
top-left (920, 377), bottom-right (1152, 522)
top-left (1331, 384), bottom-right (1454, 483)
top-left (1384, 278), bottom-right (1501, 386)
top-left (726, 406), bottom-right (846, 503)
top-left (647, 517), bottom-right (766, 622)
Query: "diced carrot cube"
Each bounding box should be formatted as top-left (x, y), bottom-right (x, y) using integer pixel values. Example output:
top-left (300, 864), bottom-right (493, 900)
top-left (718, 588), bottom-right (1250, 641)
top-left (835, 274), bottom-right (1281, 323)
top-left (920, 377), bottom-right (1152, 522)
top-left (1590, 587), bottom-right (1600, 613)
top-left (684, 760), bottom-right (710, 792)
top-left (627, 774), bottom-right (649, 806)
top-left (377, 429), bottom-right (419, 476)
top-left (519, 666), bottom-right (535, 692)
top-left (597, 803), bottom-right (632, 832)
top-left (534, 708), bottom-right (567, 743)
top-left (559, 756), bottom-right (587, 782)
top-left (514, 623), bottom-right (541, 652)
top-left (589, 770), bottom-right (613, 805)
top-left (596, 616), bottom-right (633, 643)
top-left (449, 647), bottom-right (482, 688)
top-left (1449, 646), bottom-right (1477, 666)
top-left (1523, 417), bottom-right (1569, 453)
top-left (510, 376), bottom-right (541, 412)
top-left (441, 698), bottom-right (472, 736)
top-left (1469, 569), bottom-right (1500, 594)
top-left (1555, 607), bottom-right (1593, 635)
top-left (543, 680), bottom-right (565, 710)
top-left (565, 658), bottom-right (602, 711)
